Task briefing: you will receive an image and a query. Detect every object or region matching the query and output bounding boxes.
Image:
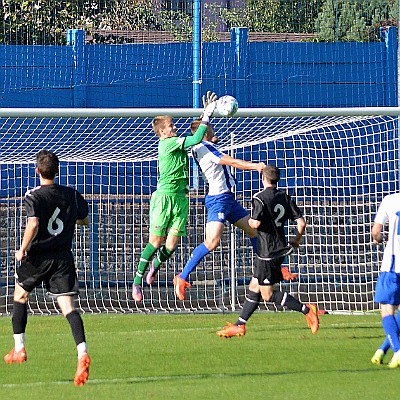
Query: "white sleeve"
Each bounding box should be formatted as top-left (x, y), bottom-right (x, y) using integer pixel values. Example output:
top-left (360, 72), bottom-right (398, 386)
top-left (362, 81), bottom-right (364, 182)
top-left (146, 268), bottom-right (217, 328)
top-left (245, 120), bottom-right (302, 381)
top-left (374, 197), bottom-right (389, 225)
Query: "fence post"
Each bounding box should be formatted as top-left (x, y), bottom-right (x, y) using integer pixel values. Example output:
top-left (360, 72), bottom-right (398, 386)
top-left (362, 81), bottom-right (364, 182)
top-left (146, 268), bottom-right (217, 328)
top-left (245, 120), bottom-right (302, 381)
top-left (230, 27), bottom-right (249, 107)
top-left (66, 29), bottom-right (86, 108)
top-left (383, 26), bottom-right (397, 107)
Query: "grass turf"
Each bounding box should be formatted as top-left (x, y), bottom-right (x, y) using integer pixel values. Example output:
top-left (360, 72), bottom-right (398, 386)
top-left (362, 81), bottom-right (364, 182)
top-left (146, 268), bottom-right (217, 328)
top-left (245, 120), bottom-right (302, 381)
top-left (0, 312), bottom-right (398, 400)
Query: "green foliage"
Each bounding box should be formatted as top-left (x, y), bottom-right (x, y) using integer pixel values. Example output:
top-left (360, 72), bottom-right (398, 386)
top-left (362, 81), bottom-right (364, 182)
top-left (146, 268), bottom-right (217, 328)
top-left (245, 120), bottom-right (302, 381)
top-left (0, 0), bottom-right (398, 44)
top-left (0, 0), bottom-right (109, 44)
top-left (219, 0), bottom-right (324, 34)
top-left (315, 0), bottom-right (399, 42)
top-left (97, 0), bottom-right (161, 31)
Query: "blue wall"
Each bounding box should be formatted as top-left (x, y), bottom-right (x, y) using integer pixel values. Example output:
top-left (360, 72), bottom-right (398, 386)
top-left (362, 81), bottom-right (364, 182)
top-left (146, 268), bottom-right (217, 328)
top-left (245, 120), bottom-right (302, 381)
top-left (0, 27), bottom-right (397, 108)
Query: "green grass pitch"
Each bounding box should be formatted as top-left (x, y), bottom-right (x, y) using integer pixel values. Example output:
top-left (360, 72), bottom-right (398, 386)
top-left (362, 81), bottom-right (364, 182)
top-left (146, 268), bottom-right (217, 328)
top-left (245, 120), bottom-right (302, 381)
top-left (0, 312), bottom-right (398, 400)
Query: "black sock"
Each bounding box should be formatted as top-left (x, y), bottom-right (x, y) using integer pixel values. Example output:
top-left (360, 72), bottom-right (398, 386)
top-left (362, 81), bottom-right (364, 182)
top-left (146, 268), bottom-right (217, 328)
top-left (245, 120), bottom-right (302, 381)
top-left (236, 291), bottom-right (261, 325)
top-left (66, 310), bottom-right (86, 345)
top-left (269, 291), bottom-right (303, 313)
top-left (12, 301), bottom-right (28, 334)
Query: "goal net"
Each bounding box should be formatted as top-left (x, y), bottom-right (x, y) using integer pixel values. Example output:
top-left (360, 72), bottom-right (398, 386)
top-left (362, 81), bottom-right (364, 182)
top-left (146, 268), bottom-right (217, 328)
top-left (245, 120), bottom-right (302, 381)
top-left (0, 108), bottom-right (397, 315)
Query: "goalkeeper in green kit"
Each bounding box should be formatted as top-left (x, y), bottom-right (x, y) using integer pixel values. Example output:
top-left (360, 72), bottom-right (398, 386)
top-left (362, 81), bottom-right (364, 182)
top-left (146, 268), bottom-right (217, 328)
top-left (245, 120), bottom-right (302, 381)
top-left (132, 92), bottom-right (218, 301)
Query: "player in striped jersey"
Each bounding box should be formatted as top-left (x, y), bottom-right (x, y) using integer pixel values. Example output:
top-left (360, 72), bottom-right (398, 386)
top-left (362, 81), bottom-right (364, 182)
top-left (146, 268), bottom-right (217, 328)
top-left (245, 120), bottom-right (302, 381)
top-left (173, 119), bottom-right (267, 300)
top-left (371, 193), bottom-right (400, 368)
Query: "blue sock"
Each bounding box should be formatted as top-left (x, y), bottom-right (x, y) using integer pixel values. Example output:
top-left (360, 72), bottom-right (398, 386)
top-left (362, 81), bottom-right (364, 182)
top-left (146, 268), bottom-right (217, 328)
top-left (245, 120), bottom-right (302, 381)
top-left (180, 243), bottom-right (210, 281)
top-left (380, 312), bottom-right (400, 353)
top-left (382, 315), bottom-right (400, 352)
top-left (250, 237), bottom-right (257, 252)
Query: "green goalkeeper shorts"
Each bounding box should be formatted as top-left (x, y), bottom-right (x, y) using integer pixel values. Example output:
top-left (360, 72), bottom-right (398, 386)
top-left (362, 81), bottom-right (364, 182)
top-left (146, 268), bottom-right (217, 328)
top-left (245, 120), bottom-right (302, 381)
top-left (149, 191), bottom-right (189, 237)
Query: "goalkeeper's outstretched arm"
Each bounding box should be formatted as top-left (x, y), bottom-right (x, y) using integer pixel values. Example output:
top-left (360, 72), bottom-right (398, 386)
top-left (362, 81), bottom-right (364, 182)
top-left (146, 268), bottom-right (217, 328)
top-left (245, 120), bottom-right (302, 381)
top-left (184, 92), bottom-right (217, 149)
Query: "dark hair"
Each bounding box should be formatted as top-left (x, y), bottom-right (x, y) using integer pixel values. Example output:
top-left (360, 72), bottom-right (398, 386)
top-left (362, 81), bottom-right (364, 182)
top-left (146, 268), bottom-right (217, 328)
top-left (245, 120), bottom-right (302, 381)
top-left (36, 150), bottom-right (59, 179)
top-left (263, 164), bottom-right (280, 184)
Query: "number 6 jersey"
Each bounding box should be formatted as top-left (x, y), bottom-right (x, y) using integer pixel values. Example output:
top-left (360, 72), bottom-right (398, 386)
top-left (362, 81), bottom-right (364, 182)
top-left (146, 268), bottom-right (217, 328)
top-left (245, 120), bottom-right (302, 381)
top-left (24, 184), bottom-right (89, 255)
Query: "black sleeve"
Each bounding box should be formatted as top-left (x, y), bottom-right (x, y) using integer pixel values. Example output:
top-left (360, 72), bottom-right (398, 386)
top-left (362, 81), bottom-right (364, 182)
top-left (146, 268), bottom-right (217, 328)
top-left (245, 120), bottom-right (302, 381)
top-left (251, 194), bottom-right (264, 221)
top-left (24, 193), bottom-right (39, 218)
top-left (287, 194), bottom-right (303, 220)
top-left (75, 191), bottom-right (89, 220)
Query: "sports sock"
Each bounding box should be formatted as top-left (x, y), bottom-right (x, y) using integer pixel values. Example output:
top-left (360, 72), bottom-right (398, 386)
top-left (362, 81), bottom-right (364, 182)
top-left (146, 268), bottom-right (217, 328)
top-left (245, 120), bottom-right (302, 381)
top-left (236, 291), bottom-right (261, 325)
top-left (152, 245), bottom-right (174, 269)
top-left (250, 237), bottom-right (257, 252)
top-left (382, 315), bottom-right (400, 352)
top-left (66, 310), bottom-right (86, 346)
top-left (134, 242), bottom-right (157, 285)
top-left (379, 312), bottom-right (400, 353)
top-left (269, 291), bottom-right (303, 312)
top-left (13, 333), bottom-right (25, 352)
top-left (12, 301), bottom-right (28, 335)
top-left (77, 342), bottom-right (88, 359)
top-left (180, 243), bottom-right (210, 281)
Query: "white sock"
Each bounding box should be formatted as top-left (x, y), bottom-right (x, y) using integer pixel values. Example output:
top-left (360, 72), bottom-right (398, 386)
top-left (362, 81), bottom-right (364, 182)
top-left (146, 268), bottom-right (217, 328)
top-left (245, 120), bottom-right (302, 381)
top-left (14, 333), bottom-right (25, 352)
top-left (77, 342), bottom-right (88, 359)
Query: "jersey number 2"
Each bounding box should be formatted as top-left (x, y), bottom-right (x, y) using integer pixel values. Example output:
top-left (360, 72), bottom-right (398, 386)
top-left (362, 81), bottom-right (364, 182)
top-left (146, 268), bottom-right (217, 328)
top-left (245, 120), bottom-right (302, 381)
top-left (274, 204), bottom-right (285, 227)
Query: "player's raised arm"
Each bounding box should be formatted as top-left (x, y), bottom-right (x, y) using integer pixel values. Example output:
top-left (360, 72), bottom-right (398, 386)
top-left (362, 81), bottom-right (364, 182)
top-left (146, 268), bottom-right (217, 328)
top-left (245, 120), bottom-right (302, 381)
top-left (184, 91), bottom-right (218, 149)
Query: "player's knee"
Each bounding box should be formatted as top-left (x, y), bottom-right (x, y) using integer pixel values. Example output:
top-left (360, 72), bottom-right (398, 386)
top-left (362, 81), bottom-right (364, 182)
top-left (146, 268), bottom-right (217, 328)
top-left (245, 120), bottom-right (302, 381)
top-left (13, 285), bottom-right (29, 303)
top-left (204, 239), bottom-right (220, 251)
top-left (261, 293), bottom-right (272, 302)
top-left (260, 288), bottom-right (274, 302)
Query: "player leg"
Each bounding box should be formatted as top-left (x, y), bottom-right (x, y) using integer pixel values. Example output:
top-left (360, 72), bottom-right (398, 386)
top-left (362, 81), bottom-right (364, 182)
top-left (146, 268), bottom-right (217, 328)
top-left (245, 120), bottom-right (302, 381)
top-left (147, 225), bottom-right (182, 286)
top-left (57, 295), bottom-right (90, 386)
top-left (374, 271), bottom-right (400, 367)
top-left (48, 257), bottom-right (90, 385)
top-left (261, 260), bottom-right (318, 334)
top-left (371, 305), bottom-right (400, 365)
top-left (133, 192), bottom-right (170, 300)
top-left (216, 277), bottom-right (261, 338)
top-left (175, 220), bottom-right (224, 300)
top-left (381, 303), bottom-right (400, 368)
top-left (4, 282), bottom-right (29, 364)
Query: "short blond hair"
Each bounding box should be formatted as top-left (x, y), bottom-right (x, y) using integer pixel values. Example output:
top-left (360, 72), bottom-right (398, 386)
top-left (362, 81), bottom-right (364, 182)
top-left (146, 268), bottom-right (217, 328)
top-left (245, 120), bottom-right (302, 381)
top-left (152, 115), bottom-right (173, 137)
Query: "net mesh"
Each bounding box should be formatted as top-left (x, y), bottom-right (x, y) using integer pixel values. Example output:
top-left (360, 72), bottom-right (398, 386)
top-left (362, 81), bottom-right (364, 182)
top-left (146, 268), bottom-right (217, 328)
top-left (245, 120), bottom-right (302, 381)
top-left (0, 112), bottom-right (397, 314)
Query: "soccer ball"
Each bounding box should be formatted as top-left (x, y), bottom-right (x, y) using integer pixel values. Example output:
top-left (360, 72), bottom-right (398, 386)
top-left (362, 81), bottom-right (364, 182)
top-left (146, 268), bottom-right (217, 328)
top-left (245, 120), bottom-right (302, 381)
top-left (216, 95), bottom-right (238, 117)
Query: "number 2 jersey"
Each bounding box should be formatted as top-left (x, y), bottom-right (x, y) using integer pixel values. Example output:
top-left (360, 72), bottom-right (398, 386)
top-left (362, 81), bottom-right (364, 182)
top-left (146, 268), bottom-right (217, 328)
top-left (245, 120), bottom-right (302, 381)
top-left (24, 184), bottom-right (89, 255)
top-left (251, 186), bottom-right (303, 259)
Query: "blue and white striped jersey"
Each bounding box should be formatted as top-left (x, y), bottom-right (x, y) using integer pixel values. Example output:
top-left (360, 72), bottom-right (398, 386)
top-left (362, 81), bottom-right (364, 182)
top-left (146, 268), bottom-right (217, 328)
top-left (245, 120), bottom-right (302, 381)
top-left (192, 141), bottom-right (236, 196)
top-left (374, 193), bottom-right (400, 273)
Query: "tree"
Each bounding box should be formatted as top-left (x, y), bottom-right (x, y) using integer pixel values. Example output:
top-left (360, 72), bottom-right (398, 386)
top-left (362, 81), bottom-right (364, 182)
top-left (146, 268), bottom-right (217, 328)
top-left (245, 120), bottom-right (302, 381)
top-left (315, 0), bottom-right (398, 42)
top-left (218, 0), bottom-right (324, 34)
top-left (0, 0), bottom-right (109, 44)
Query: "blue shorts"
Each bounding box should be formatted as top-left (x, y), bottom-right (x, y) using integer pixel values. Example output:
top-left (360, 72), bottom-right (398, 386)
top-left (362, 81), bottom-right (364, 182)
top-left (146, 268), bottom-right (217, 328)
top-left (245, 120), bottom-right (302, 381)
top-left (374, 271), bottom-right (400, 305)
top-left (205, 192), bottom-right (249, 224)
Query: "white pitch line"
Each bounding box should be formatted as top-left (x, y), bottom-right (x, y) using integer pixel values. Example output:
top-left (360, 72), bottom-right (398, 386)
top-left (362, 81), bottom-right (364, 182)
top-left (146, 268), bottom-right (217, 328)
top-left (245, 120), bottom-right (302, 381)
top-left (0, 373), bottom-right (239, 388)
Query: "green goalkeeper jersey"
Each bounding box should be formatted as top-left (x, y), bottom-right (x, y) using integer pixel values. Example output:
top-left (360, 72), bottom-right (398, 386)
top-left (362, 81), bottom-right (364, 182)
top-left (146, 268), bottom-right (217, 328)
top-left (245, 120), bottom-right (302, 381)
top-left (156, 124), bottom-right (207, 194)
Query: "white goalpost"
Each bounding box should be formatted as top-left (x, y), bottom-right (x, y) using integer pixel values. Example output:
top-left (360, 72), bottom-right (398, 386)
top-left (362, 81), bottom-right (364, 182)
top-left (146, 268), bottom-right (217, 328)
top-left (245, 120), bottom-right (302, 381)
top-left (0, 107), bottom-right (398, 315)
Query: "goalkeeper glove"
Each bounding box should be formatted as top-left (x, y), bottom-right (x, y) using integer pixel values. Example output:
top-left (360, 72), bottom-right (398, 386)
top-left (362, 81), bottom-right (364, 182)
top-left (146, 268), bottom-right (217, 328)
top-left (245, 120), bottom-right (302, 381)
top-left (202, 101), bottom-right (217, 123)
top-left (202, 91), bottom-right (218, 110)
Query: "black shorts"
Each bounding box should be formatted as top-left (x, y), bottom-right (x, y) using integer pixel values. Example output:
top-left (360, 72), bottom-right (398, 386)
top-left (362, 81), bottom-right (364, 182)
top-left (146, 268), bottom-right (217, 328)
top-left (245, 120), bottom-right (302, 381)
top-left (253, 256), bottom-right (284, 286)
top-left (16, 252), bottom-right (79, 296)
